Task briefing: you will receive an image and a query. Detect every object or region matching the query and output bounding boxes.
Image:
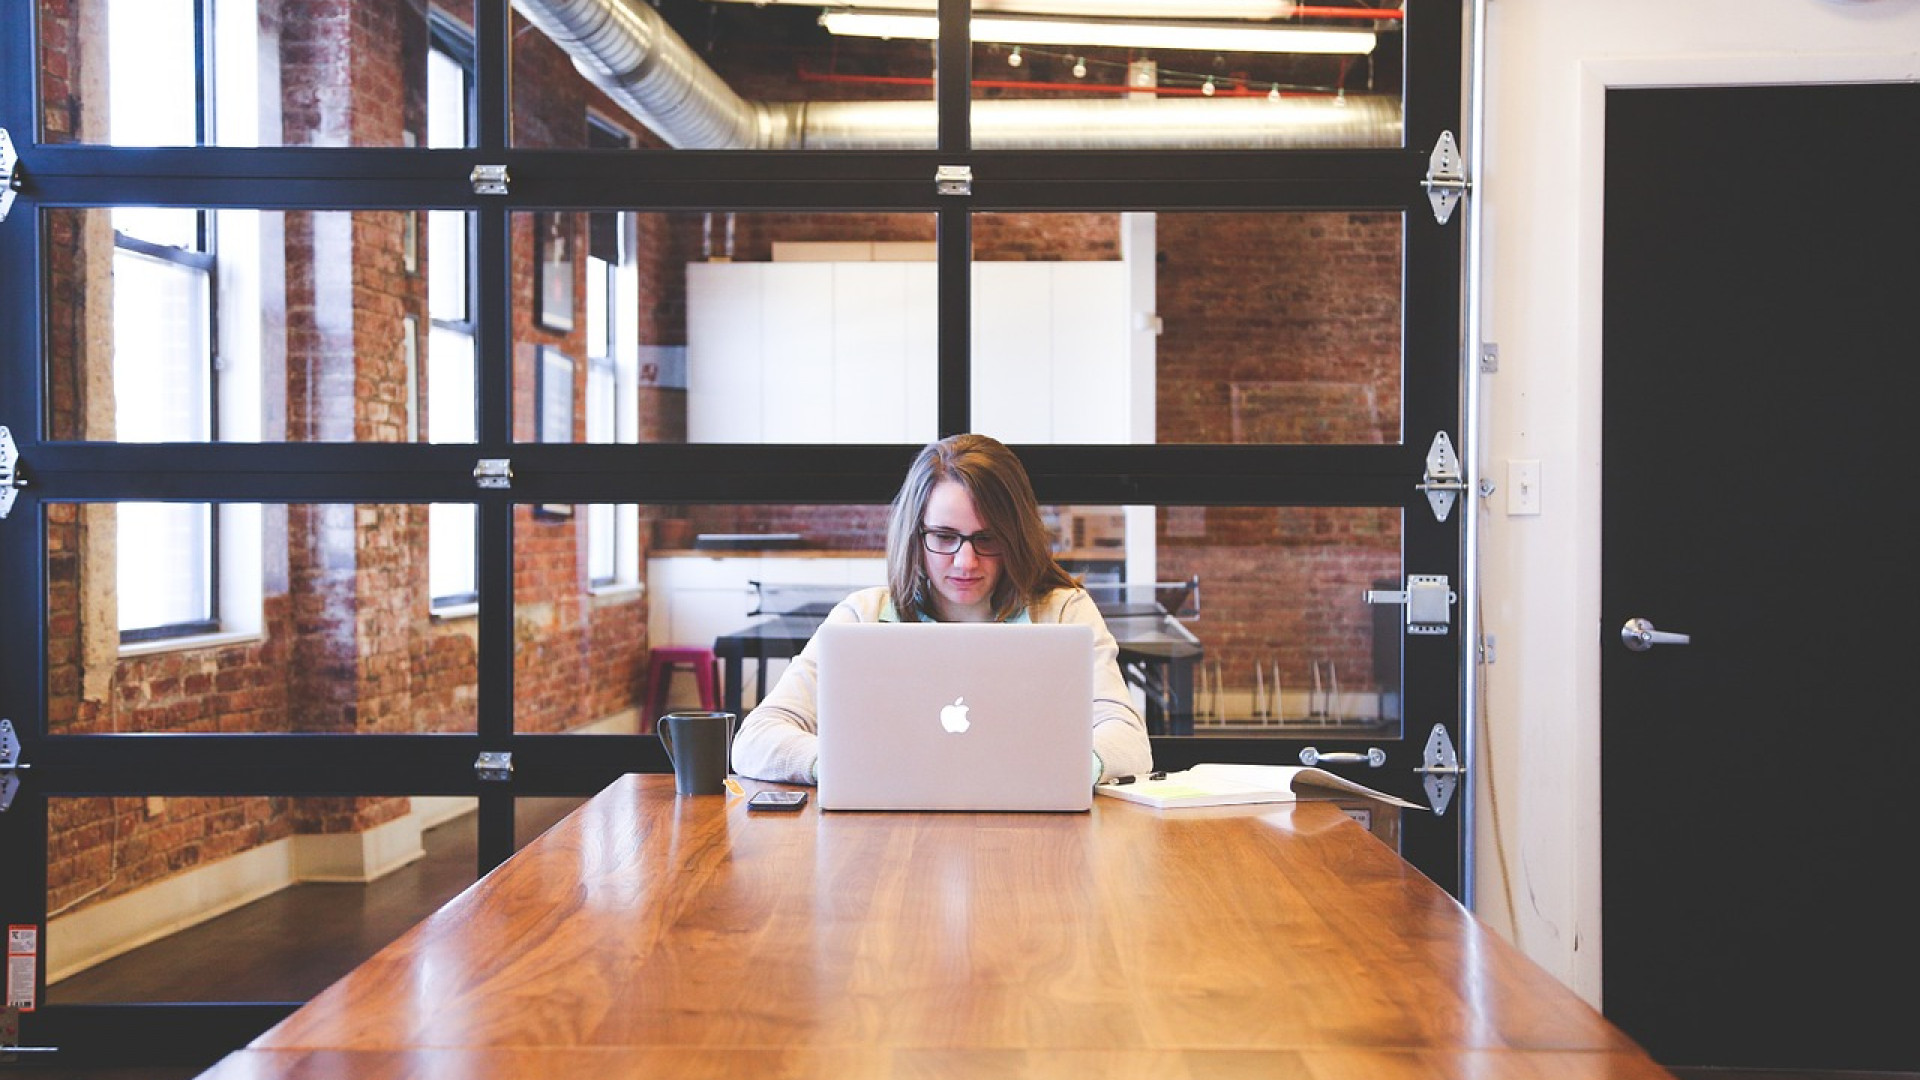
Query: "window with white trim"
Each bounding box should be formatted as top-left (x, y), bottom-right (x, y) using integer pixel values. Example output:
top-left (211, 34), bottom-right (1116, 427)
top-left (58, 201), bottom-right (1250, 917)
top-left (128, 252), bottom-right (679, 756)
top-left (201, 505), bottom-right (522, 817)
top-left (108, 0), bottom-right (244, 643)
top-left (427, 20), bottom-right (478, 609)
top-left (584, 116), bottom-right (641, 591)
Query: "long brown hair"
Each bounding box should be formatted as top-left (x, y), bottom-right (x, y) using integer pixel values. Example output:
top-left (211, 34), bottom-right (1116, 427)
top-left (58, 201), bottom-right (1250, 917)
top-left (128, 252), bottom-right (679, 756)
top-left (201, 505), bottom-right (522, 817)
top-left (886, 434), bottom-right (1077, 622)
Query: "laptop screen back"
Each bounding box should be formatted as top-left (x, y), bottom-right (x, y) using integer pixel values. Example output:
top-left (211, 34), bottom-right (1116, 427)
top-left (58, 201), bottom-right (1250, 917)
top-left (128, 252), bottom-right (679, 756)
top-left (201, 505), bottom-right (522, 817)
top-left (814, 622), bottom-right (1095, 812)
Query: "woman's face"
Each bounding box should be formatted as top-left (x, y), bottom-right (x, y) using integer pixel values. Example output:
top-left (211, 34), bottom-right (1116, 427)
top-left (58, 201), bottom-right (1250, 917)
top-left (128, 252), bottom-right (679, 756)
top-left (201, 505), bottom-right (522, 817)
top-left (921, 479), bottom-right (1004, 622)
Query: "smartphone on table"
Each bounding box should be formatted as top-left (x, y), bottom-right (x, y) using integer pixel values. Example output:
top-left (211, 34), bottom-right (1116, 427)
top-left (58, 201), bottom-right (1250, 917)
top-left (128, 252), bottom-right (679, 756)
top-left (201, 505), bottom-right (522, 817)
top-left (747, 790), bottom-right (807, 811)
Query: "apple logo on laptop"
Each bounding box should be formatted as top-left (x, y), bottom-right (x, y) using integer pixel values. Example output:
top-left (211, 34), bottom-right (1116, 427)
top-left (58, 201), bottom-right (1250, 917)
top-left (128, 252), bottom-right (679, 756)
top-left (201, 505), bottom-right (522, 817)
top-left (939, 696), bottom-right (971, 733)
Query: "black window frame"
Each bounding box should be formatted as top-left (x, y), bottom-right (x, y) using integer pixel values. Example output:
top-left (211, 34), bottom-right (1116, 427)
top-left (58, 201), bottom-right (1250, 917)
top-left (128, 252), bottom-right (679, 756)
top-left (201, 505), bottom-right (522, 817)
top-left (0, 0), bottom-right (1466, 1067)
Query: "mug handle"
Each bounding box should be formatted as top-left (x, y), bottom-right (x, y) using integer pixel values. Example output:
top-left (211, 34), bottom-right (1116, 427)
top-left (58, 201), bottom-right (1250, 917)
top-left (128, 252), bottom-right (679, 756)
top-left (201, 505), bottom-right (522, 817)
top-left (657, 718), bottom-right (676, 766)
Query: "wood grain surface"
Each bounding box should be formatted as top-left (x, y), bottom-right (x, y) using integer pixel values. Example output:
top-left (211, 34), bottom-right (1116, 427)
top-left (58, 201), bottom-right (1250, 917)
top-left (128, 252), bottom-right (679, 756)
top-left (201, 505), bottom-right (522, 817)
top-left (196, 776), bottom-right (1673, 1080)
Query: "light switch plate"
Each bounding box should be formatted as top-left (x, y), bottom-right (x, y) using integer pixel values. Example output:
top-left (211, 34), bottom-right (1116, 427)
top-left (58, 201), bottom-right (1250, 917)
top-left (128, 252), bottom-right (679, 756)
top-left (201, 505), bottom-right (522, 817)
top-left (1508, 459), bottom-right (1541, 516)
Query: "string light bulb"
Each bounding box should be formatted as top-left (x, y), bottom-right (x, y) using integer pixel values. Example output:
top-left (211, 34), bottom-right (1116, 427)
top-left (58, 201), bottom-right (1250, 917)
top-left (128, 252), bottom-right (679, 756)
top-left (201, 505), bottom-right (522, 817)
top-left (1007, 45), bottom-right (1023, 68)
top-left (1201, 75), bottom-right (1216, 97)
top-left (1072, 55), bottom-right (1087, 79)
top-left (1268, 82), bottom-right (1281, 102)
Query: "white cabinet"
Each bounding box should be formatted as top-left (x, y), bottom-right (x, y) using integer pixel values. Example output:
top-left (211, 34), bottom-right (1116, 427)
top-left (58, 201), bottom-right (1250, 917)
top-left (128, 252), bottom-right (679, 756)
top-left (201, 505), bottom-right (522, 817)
top-left (971, 261), bottom-right (1131, 444)
top-left (687, 260), bottom-right (1134, 444)
top-left (687, 261), bottom-right (937, 444)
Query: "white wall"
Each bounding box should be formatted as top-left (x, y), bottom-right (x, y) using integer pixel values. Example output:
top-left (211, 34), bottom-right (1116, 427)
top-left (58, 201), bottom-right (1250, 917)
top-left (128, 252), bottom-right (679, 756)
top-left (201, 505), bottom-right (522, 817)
top-left (1478, 0), bottom-right (1920, 1006)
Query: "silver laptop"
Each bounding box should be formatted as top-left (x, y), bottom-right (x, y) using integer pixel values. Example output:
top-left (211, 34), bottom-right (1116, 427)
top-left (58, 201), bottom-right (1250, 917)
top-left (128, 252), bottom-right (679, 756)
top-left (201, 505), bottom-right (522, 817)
top-left (815, 622), bottom-right (1095, 812)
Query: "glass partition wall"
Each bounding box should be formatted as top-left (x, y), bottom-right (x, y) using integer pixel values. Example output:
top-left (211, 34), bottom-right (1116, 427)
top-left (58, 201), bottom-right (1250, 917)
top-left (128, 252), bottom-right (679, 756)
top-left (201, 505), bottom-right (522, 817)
top-left (2, 0), bottom-right (1462, 1067)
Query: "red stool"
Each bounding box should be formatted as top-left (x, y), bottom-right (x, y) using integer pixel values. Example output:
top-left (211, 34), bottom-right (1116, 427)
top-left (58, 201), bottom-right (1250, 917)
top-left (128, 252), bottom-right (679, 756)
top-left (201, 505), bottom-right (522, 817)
top-left (646, 646), bottom-right (718, 727)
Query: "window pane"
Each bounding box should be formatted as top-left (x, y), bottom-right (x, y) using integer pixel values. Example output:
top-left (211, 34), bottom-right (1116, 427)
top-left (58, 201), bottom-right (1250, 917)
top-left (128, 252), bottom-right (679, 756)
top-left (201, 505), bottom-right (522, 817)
top-left (626, 501), bottom-right (1399, 739)
top-left (116, 503), bottom-right (212, 634)
top-left (113, 206), bottom-right (198, 252)
top-left (105, 0), bottom-right (197, 146)
top-left (427, 325), bottom-right (476, 445)
top-left (51, 503), bottom-right (480, 734)
top-left (513, 504), bottom-right (652, 734)
top-left (968, 0), bottom-right (1404, 151)
top-left (633, 506), bottom-right (890, 732)
top-left (429, 503), bottom-right (477, 605)
top-left (426, 211), bottom-right (470, 323)
top-left (40, 0), bottom-right (477, 148)
top-left (111, 248), bottom-right (211, 442)
top-left (512, 3), bottom-right (935, 151)
top-left (973, 210), bottom-right (1403, 445)
top-left (1156, 505), bottom-right (1401, 738)
top-left (514, 210), bottom-right (939, 445)
top-left (47, 208), bottom-right (471, 444)
top-left (46, 793), bottom-right (483, 1003)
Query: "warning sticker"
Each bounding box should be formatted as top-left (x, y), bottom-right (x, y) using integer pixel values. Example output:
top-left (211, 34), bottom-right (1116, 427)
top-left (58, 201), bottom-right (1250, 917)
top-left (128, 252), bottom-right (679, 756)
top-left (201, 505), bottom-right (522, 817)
top-left (7, 924), bottom-right (37, 1012)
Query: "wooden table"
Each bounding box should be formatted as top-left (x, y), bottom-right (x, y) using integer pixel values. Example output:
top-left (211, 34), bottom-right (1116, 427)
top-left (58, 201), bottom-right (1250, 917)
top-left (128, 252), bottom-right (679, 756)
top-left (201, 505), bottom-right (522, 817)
top-left (195, 775), bottom-right (1673, 1080)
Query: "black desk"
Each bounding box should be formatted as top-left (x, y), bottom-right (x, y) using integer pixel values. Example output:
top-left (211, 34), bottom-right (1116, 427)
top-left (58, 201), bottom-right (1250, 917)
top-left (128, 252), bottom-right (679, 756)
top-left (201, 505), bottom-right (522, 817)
top-left (714, 608), bottom-right (1202, 735)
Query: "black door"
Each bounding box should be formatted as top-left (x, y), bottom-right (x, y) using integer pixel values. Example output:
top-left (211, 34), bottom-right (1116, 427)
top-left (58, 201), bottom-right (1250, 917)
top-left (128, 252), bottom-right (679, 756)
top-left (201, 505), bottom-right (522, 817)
top-left (1602, 82), bottom-right (1920, 1072)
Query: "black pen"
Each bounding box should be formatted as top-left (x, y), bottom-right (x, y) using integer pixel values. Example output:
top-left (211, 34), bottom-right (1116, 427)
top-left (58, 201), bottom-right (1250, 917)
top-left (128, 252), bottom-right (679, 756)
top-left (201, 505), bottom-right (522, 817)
top-left (1107, 771), bottom-right (1167, 785)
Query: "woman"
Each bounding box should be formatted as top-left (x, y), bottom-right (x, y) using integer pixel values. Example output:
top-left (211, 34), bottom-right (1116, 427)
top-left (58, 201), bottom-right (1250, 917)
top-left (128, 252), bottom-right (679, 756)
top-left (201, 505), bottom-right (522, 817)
top-left (730, 434), bottom-right (1153, 785)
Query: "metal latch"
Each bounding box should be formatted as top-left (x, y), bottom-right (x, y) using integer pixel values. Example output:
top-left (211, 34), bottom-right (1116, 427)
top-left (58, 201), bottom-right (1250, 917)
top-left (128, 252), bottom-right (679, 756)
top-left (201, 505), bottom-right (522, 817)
top-left (1412, 723), bottom-right (1462, 815)
top-left (0, 128), bottom-right (21, 224)
top-left (0, 426), bottom-right (23, 520)
top-left (469, 164), bottom-right (510, 196)
top-left (935, 165), bottom-right (972, 196)
top-left (473, 458), bottom-right (513, 490)
top-left (1366, 574), bottom-right (1456, 636)
top-left (1421, 130), bottom-right (1467, 225)
top-left (1299, 746), bottom-right (1386, 768)
top-left (2, 1006), bottom-right (58, 1060)
top-left (0, 719), bottom-right (26, 814)
top-left (1414, 431), bottom-right (1465, 522)
top-left (474, 751), bottom-right (513, 782)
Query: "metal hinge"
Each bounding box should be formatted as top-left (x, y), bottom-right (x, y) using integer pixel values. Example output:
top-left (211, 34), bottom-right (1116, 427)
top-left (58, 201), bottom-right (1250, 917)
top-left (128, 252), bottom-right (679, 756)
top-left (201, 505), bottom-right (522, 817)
top-left (0, 128), bottom-right (21, 223)
top-left (1421, 130), bottom-right (1467, 225)
top-left (469, 164), bottom-right (510, 196)
top-left (1414, 431), bottom-right (1465, 522)
top-left (1366, 574), bottom-right (1456, 636)
top-left (935, 164), bottom-right (972, 196)
top-left (1412, 723), bottom-right (1462, 815)
top-left (0, 719), bottom-right (26, 814)
top-left (473, 458), bottom-right (513, 490)
top-left (0, 427), bottom-right (22, 520)
top-left (475, 751), bottom-right (513, 782)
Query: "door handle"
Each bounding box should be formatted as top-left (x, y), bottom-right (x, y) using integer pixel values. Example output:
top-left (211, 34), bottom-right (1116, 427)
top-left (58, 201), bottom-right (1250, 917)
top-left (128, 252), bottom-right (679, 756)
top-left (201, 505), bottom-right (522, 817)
top-left (1621, 617), bottom-right (1691, 651)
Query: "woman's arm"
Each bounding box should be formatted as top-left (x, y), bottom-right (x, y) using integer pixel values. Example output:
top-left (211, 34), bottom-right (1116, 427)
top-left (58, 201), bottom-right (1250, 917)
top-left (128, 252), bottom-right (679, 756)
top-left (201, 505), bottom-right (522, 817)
top-left (1051, 589), bottom-right (1154, 781)
top-left (728, 589), bottom-right (882, 784)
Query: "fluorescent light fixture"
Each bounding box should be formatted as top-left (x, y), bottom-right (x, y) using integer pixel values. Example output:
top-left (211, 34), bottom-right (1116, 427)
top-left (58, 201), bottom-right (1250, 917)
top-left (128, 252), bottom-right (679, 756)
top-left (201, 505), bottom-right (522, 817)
top-left (820, 11), bottom-right (1377, 55)
top-left (724, 0), bottom-right (1308, 16)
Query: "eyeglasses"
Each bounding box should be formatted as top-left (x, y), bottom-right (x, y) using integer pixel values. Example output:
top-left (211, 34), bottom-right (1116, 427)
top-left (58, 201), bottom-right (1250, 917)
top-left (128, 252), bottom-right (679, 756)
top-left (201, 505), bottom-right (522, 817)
top-left (920, 528), bottom-right (1003, 557)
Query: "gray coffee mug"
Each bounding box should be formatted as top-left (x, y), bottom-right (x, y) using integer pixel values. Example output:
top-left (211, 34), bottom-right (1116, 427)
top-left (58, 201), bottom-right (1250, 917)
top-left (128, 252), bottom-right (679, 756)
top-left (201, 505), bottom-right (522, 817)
top-left (657, 711), bottom-right (734, 796)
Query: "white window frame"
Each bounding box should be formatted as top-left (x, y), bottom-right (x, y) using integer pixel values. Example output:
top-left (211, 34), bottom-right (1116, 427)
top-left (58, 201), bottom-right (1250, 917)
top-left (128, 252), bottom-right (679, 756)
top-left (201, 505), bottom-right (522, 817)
top-left (426, 21), bottom-right (479, 614)
top-left (584, 117), bottom-right (641, 595)
top-left (111, 0), bottom-right (268, 653)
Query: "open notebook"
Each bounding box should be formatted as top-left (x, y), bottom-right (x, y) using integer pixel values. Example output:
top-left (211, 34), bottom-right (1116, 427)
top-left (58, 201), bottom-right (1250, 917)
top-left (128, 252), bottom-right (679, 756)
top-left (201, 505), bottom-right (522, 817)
top-left (814, 622), bottom-right (1095, 812)
top-left (1095, 763), bottom-right (1421, 809)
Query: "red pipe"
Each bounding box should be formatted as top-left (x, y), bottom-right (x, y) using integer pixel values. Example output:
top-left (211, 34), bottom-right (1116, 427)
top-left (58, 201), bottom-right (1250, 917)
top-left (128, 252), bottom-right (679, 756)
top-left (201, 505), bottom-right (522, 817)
top-left (1291, 5), bottom-right (1404, 17)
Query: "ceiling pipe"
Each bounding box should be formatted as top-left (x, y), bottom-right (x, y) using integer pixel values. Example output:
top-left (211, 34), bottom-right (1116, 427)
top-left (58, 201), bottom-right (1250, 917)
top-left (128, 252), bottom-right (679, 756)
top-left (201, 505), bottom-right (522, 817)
top-left (703, 0), bottom-right (1404, 20)
top-left (511, 0), bottom-right (1401, 150)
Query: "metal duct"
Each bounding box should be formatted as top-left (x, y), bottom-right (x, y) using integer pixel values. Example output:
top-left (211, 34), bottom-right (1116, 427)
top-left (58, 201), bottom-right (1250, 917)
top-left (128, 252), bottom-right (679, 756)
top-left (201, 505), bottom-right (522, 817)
top-left (512, 0), bottom-right (1401, 150)
top-left (511, 0), bottom-right (777, 149)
